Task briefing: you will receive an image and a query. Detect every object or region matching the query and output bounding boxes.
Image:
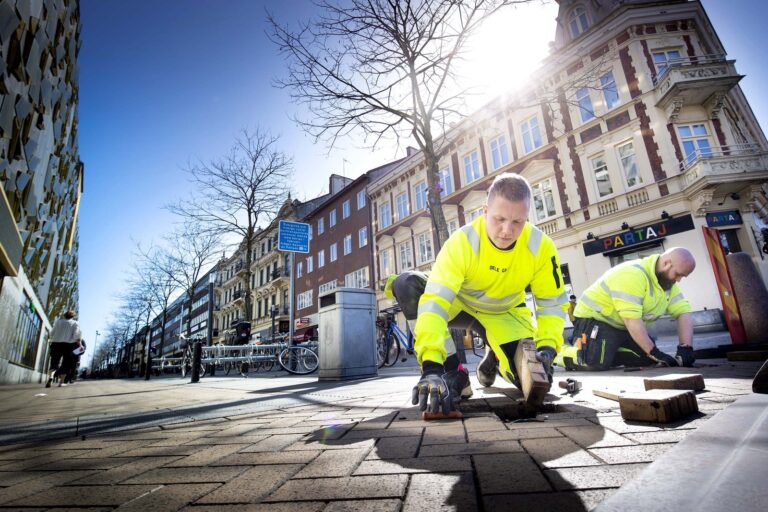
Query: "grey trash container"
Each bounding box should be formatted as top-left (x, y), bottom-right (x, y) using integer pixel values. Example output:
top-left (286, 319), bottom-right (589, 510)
top-left (318, 287), bottom-right (378, 381)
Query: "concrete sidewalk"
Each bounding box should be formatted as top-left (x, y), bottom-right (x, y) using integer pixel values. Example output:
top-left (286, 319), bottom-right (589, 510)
top-left (0, 343), bottom-right (762, 511)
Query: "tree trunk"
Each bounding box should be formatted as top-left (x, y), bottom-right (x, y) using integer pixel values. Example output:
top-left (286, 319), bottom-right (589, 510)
top-left (244, 227), bottom-right (253, 322)
top-left (422, 134), bottom-right (450, 248)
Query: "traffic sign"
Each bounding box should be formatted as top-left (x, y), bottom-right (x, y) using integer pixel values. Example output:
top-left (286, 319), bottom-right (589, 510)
top-left (278, 220), bottom-right (310, 253)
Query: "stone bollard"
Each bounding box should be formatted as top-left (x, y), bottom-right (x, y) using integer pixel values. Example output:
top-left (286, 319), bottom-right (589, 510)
top-left (726, 252), bottom-right (768, 343)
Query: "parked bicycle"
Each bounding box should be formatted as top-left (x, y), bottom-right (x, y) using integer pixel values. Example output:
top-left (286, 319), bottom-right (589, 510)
top-left (376, 308), bottom-right (415, 368)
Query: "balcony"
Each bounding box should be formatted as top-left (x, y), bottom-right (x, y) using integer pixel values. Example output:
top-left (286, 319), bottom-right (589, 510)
top-left (654, 54), bottom-right (742, 112)
top-left (679, 144), bottom-right (768, 193)
top-left (271, 267), bottom-right (290, 282)
top-left (232, 290), bottom-right (244, 303)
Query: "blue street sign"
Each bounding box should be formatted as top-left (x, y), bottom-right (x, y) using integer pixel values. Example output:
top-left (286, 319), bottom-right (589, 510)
top-left (278, 220), bottom-right (310, 253)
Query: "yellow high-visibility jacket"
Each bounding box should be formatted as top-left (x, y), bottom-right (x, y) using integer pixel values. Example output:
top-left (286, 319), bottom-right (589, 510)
top-left (415, 216), bottom-right (568, 364)
top-left (573, 254), bottom-right (692, 329)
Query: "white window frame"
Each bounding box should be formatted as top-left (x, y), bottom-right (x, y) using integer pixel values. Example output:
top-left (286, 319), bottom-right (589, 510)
top-left (317, 217), bottom-right (325, 235)
top-left (576, 87), bottom-right (594, 122)
top-left (297, 290), bottom-right (313, 310)
top-left (520, 116), bottom-right (543, 154)
top-left (531, 179), bottom-right (557, 222)
top-left (463, 151), bottom-right (482, 184)
top-left (600, 71), bottom-right (619, 111)
top-left (342, 200), bottom-right (351, 219)
top-left (318, 249), bottom-right (325, 268)
top-left (398, 240), bottom-right (414, 271)
top-left (677, 123), bottom-right (713, 167)
top-left (590, 154), bottom-right (614, 199)
top-left (414, 181), bottom-right (428, 210)
top-left (380, 248), bottom-right (393, 278)
top-left (652, 49), bottom-right (683, 76)
top-left (306, 255), bottom-right (314, 273)
top-left (395, 192), bottom-right (409, 221)
top-left (343, 234), bottom-right (352, 255)
top-left (416, 232), bottom-right (434, 265)
top-left (617, 141), bottom-right (642, 189)
top-left (358, 227), bottom-right (368, 248)
top-left (329, 209), bottom-right (337, 227)
top-left (319, 280), bottom-right (337, 295)
top-left (357, 190), bottom-right (366, 209)
top-left (466, 207), bottom-right (483, 223)
top-left (568, 6), bottom-right (589, 39)
top-left (330, 243), bottom-right (338, 262)
top-left (297, 261), bottom-right (303, 278)
top-left (448, 220), bottom-right (459, 235)
top-left (344, 267), bottom-right (370, 289)
top-left (379, 202), bottom-right (392, 229)
top-left (438, 167), bottom-right (453, 197)
top-left (489, 135), bottom-right (510, 170)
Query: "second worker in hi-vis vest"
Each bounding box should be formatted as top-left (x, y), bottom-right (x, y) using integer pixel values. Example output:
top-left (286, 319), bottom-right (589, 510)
top-left (389, 173), bottom-right (569, 415)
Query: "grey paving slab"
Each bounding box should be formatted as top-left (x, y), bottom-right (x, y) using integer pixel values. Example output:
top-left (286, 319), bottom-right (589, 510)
top-left (419, 440), bottom-right (522, 457)
top-left (0, 470), bottom-right (48, 487)
top-left (195, 464), bottom-right (304, 504)
top-left (7, 484), bottom-right (159, 507)
top-left (474, 453), bottom-right (550, 494)
top-left (285, 438), bottom-right (376, 452)
top-left (241, 435), bottom-right (308, 453)
top-left (122, 465), bottom-right (249, 484)
top-left (545, 463), bottom-right (649, 490)
top-left (589, 443), bottom-right (675, 464)
top-left (294, 448), bottom-right (370, 478)
top-left (211, 450), bottom-right (321, 466)
top-left (624, 430), bottom-right (691, 444)
top-left (164, 443), bottom-right (250, 467)
top-left (467, 427), bottom-right (563, 442)
top-left (265, 475), bottom-right (408, 502)
top-left (354, 455), bottom-right (472, 475)
top-left (522, 437), bottom-right (602, 468)
top-left (344, 427), bottom-right (423, 439)
top-left (115, 483), bottom-right (220, 512)
top-left (183, 503), bottom-right (324, 512)
top-left (558, 426), bottom-right (636, 449)
top-left (0, 471), bottom-right (96, 505)
top-left (422, 426), bottom-right (466, 445)
top-left (484, 489), bottom-right (616, 512)
top-left (367, 436), bottom-right (421, 460)
top-left (323, 498), bottom-right (401, 512)
top-left (68, 456), bottom-right (184, 485)
top-left (402, 472), bottom-right (477, 512)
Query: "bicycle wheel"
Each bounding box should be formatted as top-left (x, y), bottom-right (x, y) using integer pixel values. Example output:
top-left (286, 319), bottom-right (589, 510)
top-left (224, 361), bottom-right (232, 375)
top-left (384, 335), bottom-right (400, 367)
top-left (376, 331), bottom-right (389, 368)
top-left (261, 359), bottom-right (275, 372)
top-left (181, 359), bottom-right (190, 378)
top-left (278, 346), bottom-right (319, 375)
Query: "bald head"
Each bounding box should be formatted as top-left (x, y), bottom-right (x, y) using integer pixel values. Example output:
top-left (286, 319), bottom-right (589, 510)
top-left (656, 247), bottom-right (696, 290)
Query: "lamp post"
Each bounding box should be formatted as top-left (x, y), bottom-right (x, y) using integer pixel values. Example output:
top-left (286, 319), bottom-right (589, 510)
top-left (270, 303), bottom-right (277, 342)
top-left (92, 330), bottom-right (100, 369)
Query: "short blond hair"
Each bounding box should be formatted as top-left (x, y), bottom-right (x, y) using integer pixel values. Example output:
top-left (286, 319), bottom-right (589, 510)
top-left (487, 173), bottom-right (531, 203)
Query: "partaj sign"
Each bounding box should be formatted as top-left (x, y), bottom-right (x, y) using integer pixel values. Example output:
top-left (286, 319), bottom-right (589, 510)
top-left (582, 214), bottom-right (695, 256)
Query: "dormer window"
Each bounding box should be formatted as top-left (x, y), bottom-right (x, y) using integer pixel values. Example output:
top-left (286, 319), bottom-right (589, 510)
top-left (568, 6), bottom-right (589, 39)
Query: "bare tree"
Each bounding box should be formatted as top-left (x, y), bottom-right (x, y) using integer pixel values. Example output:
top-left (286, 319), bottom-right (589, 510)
top-left (269, 0), bottom-right (527, 246)
top-left (134, 245), bottom-right (180, 359)
top-left (168, 129), bottom-right (292, 325)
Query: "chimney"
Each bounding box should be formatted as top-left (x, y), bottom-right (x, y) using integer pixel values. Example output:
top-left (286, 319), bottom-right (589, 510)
top-left (406, 146), bottom-right (418, 157)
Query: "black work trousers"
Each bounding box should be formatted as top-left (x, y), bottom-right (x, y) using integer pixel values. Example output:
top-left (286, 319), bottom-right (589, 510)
top-left (569, 317), bottom-right (656, 370)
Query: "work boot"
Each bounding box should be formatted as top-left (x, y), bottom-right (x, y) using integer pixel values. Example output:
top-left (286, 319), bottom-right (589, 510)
top-left (444, 365), bottom-right (473, 404)
top-left (477, 349), bottom-right (498, 387)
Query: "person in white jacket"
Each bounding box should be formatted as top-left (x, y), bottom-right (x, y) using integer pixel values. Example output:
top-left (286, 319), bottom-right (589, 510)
top-left (47, 310), bottom-right (82, 387)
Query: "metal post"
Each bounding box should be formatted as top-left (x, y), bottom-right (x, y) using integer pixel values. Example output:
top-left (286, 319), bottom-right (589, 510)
top-left (289, 252), bottom-right (295, 345)
top-left (271, 304), bottom-right (277, 341)
top-left (190, 341), bottom-right (202, 383)
top-left (207, 276), bottom-right (215, 376)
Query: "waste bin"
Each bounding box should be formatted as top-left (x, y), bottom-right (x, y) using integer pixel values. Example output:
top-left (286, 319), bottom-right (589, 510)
top-left (318, 287), bottom-right (378, 381)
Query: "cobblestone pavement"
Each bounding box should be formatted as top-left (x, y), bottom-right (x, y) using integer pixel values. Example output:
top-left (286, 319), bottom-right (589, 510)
top-left (0, 351), bottom-right (761, 511)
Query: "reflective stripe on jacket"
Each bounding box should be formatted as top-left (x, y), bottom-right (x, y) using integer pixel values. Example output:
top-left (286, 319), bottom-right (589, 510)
top-left (573, 254), bottom-right (692, 329)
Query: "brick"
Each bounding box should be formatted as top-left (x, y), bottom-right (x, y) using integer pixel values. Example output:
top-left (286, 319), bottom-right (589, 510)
top-left (474, 453), bottom-right (550, 494)
top-left (367, 436), bottom-right (421, 460)
top-left (545, 463), bottom-right (648, 490)
top-left (522, 438), bottom-right (601, 468)
top-left (116, 483), bottom-right (220, 512)
top-left (265, 475), bottom-right (408, 502)
top-left (294, 448), bottom-right (369, 478)
top-left (422, 426), bottom-right (465, 445)
top-left (166, 444), bottom-right (250, 467)
top-left (468, 427), bottom-right (562, 442)
top-left (403, 472), bottom-right (477, 512)
top-left (484, 489), bottom-right (616, 512)
top-left (196, 464), bottom-right (303, 504)
top-left (123, 465), bottom-right (249, 484)
top-left (69, 456), bottom-right (184, 485)
top-left (619, 390), bottom-right (698, 423)
top-left (590, 443), bottom-right (674, 464)
top-left (325, 499), bottom-right (401, 512)
top-left (419, 440), bottom-right (522, 457)
top-left (354, 456), bottom-right (472, 475)
top-left (558, 426), bottom-right (635, 449)
top-left (213, 450), bottom-right (321, 466)
top-left (8, 484), bottom-right (158, 507)
top-left (0, 470), bottom-right (95, 505)
top-left (624, 430), bottom-right (691, 444)
top-left (644, 374), bottom-right (705, 391)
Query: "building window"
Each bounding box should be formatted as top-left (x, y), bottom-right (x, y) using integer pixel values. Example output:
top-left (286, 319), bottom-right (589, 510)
top-left (297, 290), bottom-right (313, 310)
top-left (438, 168), bottom-right (453, 197)
top-left (395, 192), bottom-right (409, 221)
top-left (490, 135), bottom-right (510, 170)
top-left (652, 49), bottom-right (682, 76)
top-left (466, 207), bottom-right (483, 223)
top-left (448, 220), bottom-right (459, 235)
top-left (414, 181), bottom-right (428, 210)
top-left (463, 151), bottom-right (482, 184)
top-left (532, 179), bottom-right (557, 222)
top-left (398, 240), bottom-right (414, 271)
top-left (520, 116), bottom-right (542, 154)
top-left (342, 200), bottom-right (351, 219)
top-left (318, 249), bottom-right (325, 268)
top-left (358, 227), bottom-right (368, 248)
top-left (357, 190), bottom-right (366, 209)
top-left (568, 6), bottom-right (589, 39)
top-left (9, 292), bottom-right (42, 369)
top-left (318, 217), bottom-right (325, 235)
top-left (307, 255), bottom-right (314, 273)
top-left (297, 261), bottom-right (303, 278)
top-left (590, 155), bottom-right (614, 198)
top-left (617, 141), bottom-right (642, 188)
top-left (677, 124), bottom-right (712, 166)
top-left (576, 87), bottom-right (594, 122)
top-left (330, 243), bottom-right (338, 262)
top-left (345, 267), bottom-right (370, 288)
top-left (379, 202), bottom-right (392, 229)
top-left (600, 71), bottom-right (619, 111)
top-left (329, 209), bottom-right (337, 227)
top-left (380, 248), bottom-right (393, 278)
top-left (343, 235), bottom-right (352, 255)
top-left (319, 280), bottom-right (337, 295)
top-left (416, 232), bottom-right (434, 265)
top-left (308, 223), bottom-right (313, 240)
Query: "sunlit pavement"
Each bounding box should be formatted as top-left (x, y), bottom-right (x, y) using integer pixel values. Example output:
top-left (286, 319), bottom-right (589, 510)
top-left (0, 331), bottom-right (762, 510)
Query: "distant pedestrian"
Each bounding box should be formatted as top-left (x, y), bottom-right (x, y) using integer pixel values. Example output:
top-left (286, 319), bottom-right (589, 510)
top-left (66, 339), bottom-right (86, 384)
top-left (47, 310), bottom-right (82, 387)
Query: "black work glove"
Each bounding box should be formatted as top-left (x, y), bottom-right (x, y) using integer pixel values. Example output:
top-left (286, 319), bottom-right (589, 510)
top-left (676, 345), bottom-right (695, 367)
top-left (536, 346), bottom-right (557, 383)
top-left (649, 346), bottom-right (680, 367)
top-left (412, 361), bottom-right (452, 414)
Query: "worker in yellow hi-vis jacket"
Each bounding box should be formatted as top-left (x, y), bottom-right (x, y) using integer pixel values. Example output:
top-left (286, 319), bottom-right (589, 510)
top-left (556, 247), bottom-right (696, 371)
top-left (388, 173), bottom-right (568, 415)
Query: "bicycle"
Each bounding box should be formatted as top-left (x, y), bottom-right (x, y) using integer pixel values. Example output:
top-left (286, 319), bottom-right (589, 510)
top-left (179, 335), bottom-right (207, 378)
top-left (376, 309), bottom-right (415, 368)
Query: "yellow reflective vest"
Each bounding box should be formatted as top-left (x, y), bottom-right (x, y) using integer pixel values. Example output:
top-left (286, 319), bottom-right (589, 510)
top-left (573, 254), bottom-right (692, 329)
top-left (414, 216), bottom-right (568, 364)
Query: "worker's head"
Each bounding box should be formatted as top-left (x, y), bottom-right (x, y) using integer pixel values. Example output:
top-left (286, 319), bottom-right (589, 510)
top-left (484, 173), bottom-right (531, 249)
top-left (655, 247), bottom-right (696, 290)
top-left (569, 295), bottom-right (577, 301)
top-left (64, 310), bottom-right (76, 320)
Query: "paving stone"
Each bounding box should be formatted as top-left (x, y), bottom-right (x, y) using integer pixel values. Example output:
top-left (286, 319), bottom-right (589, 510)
top-left (522, 438), bottom-right (602, 468)
top-left (419, 440), bottom-right (522, 457)
top-left (115, 445), bottom-right (200, 457)
top-left (209, 423), bottom-right (265, 437)
top-left (367, 436), bottom-right (421, 460)
top-left (544, 463), bottom-right (648, 490)
top-left (0, 470), bottom-right (47, 487)
top-left (402, 472), bottom-right (477, 512)
top-left (33, 457), bottom-right (135, 471)
top-left (165, 443), bottom-right (250, 467)
top-left (123, 465), bottom-right (249, 484)
top-left (0, 471), bottom-right (95, 505)
top-left (183, 435), bottom-right (269, 446)
top-left (587, 416), bottom-right (663, 434)
top-left (558, 426), bottom-right (635, 449)
top-left (8, 484), bottom-right (159, 507)
top-left (589, 443), bottom-right (674, 464)
top-left (468, 427), bottom-right (562, 442)
top-left (75, 440), bottom-right (150, 457)
top-left (294, 448), bottom-right (370, 478)
top-left (244, 435), bottom-right (310, 452)
top-left (285, 438), bottom-right (376, 452)
top-left (0, 447), bottom-right (54, 461)
top-left (421, 426), bottom-right (466, 445)
top-left (0, 449), bottom-right (92, 471)
top-left (344, 427), bottom-right (423, 439)
top-left (463, 416), bottom-right (508, 432)
top-left (238, 426), bottom-right (318, 436)
top-left (265, 475), bottom-right (408, 502)
top-left (354, 456), bottom-right (472, 475)
top-left (344, 413), bottom-right (396, 430)
top-left (484, 489), bottom-right (616, 511)
top-left (196, 464), bottom-right (303, 504)
top-left (506, 418), bottom-right (596, 429)
top-left (115, 483), bottom-right (220, 511)
top-left (183, 502), bottom-right (325, 512)
top-left (69, 456), bottom-right (184, 485)
top-left (624, 430), bottom-right (691, 444)
top-left (474, 453), bottom-right (551, 494)
top-left (323, 498), bottom-right (401, 512)
top-left (212, 450), bottom-right (321, 466)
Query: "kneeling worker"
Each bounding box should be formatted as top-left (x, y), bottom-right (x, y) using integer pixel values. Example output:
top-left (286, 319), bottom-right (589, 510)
top-left (558, 247), bottom-right (696, 370)
top-left (394, 173), bottom-right (568, 415)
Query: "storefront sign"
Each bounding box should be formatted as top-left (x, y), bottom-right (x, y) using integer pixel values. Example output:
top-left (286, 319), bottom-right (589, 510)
top-left (705, 210), bottom-right (742, 227)
top-left (295, 317), bottom-right (310, 328)
top-left (582, 214), bottom-right (695, 256)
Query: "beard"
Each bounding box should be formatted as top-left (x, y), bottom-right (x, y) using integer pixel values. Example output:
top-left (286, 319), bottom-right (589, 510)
top-left (656, 271), bottom-right (675, 291)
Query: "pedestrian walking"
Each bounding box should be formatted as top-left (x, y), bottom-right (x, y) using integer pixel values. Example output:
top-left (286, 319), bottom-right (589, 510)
top-left (47, 310), bottom-right (82, 387)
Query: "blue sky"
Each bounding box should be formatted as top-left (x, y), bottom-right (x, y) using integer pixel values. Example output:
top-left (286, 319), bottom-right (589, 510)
top-left (76, 0), bottom-right (768, 365)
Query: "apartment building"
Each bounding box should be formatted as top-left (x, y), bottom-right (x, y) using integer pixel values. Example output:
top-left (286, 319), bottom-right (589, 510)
top-left (370, 0), bottom-right (768, 319)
